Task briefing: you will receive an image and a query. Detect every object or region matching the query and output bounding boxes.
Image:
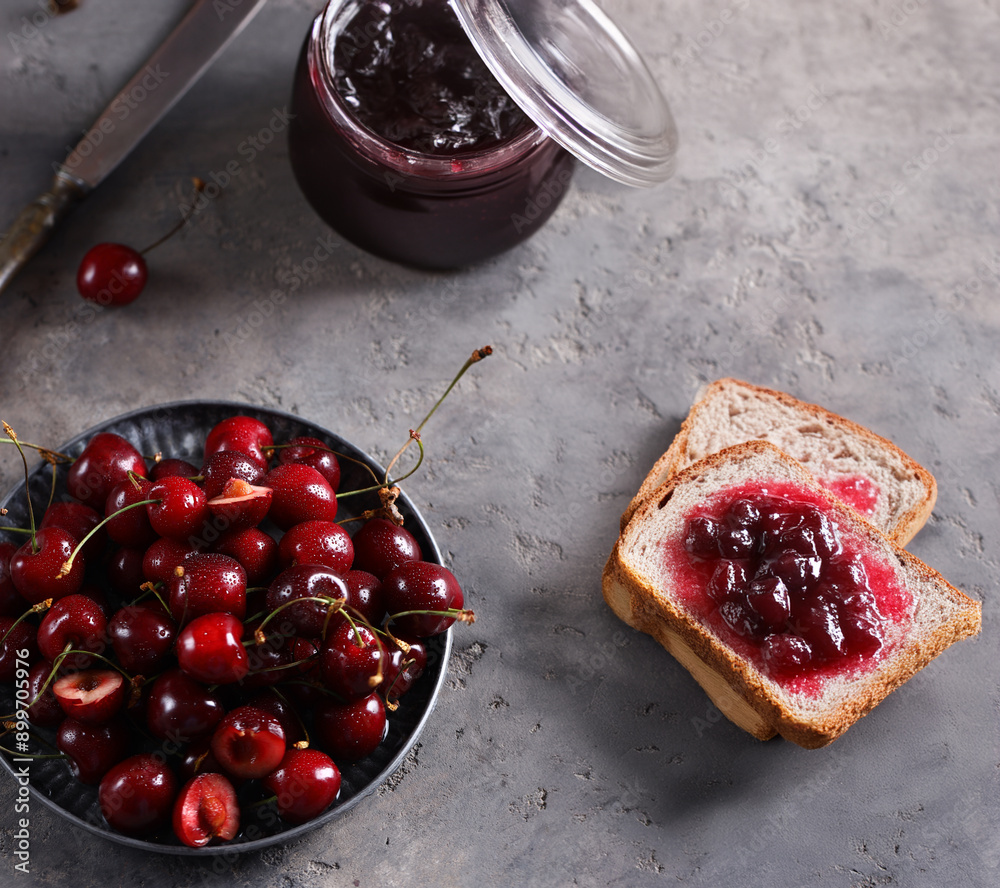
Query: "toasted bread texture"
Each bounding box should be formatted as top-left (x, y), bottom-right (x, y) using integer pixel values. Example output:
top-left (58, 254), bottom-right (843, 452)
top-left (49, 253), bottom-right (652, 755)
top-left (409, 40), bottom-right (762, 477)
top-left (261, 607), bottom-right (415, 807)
top-left (604, 441), bottom-right (981, 749)
top-left (622, 379), bottom-right (937, 545)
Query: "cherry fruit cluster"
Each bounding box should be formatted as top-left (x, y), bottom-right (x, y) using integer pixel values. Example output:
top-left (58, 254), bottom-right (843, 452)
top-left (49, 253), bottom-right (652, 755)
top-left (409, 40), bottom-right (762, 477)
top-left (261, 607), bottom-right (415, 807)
top-left (0, 414), bottom-right (472, 847)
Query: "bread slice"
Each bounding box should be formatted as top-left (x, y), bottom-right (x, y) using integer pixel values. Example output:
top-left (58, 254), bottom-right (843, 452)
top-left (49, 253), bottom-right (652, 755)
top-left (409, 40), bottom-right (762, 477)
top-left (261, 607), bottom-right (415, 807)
top-left (621, 378), bottom-right (937, 546)
top-left (604, 441), bottom-right (981, 749)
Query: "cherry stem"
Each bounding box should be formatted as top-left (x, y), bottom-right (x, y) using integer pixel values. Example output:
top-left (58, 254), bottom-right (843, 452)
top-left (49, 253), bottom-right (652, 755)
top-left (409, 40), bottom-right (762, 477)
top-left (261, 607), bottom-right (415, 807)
top-left (270, 686), bottom-right (311, 749)
top-left (0, 526), bottom-right (34, 534)
top-left (58, 497), bottom-right (161, 578)
top-left (138, 178), bottom-right (206, 255)
top-left (253, 595), bottom-right (347, 643)
top-left (137, 581), bottom-right (169, 614)
top-left (382, 654), bottom-right (417, 706)
top-left (388, 607), bottom-right (476, 625)
top-left (383, 345), bottom-right (492, 484)
top-left (3, 422), bottom-right (38, 553)
top-left (0, 439), bottom-right (73, 464)
top-left (0, 599), bottom-right (51, 649)
top-left (247, 794), bottom-right (278, 810)
top-left (46, 461), bottom-right (58, 512)
top-left (0, 745), bottom-right (66, 760)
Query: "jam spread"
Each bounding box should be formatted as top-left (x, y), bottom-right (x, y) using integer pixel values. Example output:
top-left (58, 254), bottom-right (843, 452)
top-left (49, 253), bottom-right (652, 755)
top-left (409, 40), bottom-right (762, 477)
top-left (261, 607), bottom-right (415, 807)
top-left (670, 481), bottom-right (912, 695)
top-left (332, 0), bottom-right (531, 154)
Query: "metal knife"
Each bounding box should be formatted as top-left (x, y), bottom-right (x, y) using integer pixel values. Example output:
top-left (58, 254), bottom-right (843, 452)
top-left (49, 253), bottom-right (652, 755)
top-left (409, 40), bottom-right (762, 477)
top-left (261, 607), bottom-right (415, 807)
top-left (0, 0), bottom-right (268, 296)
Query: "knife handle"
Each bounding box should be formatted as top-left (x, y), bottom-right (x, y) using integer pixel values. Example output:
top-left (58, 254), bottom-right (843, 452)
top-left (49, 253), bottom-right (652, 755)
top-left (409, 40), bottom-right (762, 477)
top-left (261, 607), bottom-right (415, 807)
top-left (0, 171), bottom-right (88, 296)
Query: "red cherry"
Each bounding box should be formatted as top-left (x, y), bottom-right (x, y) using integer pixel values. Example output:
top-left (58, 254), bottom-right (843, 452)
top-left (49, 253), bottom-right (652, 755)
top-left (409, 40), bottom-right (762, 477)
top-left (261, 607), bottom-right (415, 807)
top-left (166, 553), bottom-right (247, 624)
top-left (315, 693), bottom-right (387, 763)
top-left (261, 464), bottom-right (337, 530)
top-left (150, 458), bottom-right (199, 482)
top-left (39, 502), bottom-right (106, 564)
top-left (66, 432), bottom-right (147, 510)
top-left (342, 570), bottom-right (385, 625)
top-left (99, 753), bottom-right (178, 836)
top-left (383, 561), bottom-right (464, 637)
top-left (320, 622), bottom-right (385, 701)
top-left (213, 527), bottom-right (278, 586)
top-left (210, 705), bottom-right (286, 780)
top-left (57, 717), bottom-right (131, 784)
top-left (0, 541), bottom-right (26, 617)
top-left (77, 243), bottom-right (148, 306)
top-left (108, 604), bottom-right (177, 676)
top-left (146, 669), bottom-right (224, 743)
top-left (36, 593), bottom-right (107, 669)
top-left (176, 613), bottom-right (249, 685)
top-left (382, 637), bottom-right (428, 703)
top-left (53, 669), bottom-right (127, 725)
top-left (277, 436), bottom-right (341, 491)
top-left (106, 546), bottom-right (146, 598)
top-left (350, 518), bottom-right (422, 579)
top-left (105, 478), bottom-right (157, 548)
top-left (263, 748), bottom-right (341, 824)
top-left (173, 772), bottom-right (240, 847)
top-left (278, 520), bottom-right (353, 574)
top-left (142, 537), bottom-right (199, 585)
top-left (200, 450), bottom-right (265, 499)
top-left (146, 476), bottom-right (209, 542)
top-left (206, 478), bottom-right (272, 532)
top-left (265, 564), bottom-right (348, 638)
top-left (9, 526), bottom-right (86, 604)
top-left (25, 659), bottom-right (63, 727)
top-left (203, 416), bottom-right (273, 473)
top-left (247, 690), bottom-right (305, 745)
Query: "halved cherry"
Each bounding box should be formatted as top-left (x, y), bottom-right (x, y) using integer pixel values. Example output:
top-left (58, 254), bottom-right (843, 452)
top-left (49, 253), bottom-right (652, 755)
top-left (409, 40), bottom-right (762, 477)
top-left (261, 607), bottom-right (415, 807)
top-left (210, 705), bottom-right (286, 780)
top-left (53, 669), bottom-right (127, 724)
top-left (206, 478), bottom-right (272, 531)
top-left (172, 772), bottom-right (240, 847)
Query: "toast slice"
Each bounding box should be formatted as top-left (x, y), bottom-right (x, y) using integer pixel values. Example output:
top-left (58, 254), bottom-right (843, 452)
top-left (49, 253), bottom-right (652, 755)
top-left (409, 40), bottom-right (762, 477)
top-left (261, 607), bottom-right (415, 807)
top-left (622, 378), bottom-right (937, 545)
top-left (604, 441), bottom-right (981, 749)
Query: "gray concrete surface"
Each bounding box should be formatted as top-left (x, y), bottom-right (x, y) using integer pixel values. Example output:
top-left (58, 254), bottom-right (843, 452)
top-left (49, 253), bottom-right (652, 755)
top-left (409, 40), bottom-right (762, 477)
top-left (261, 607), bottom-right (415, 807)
top-left (1, 0), bottom-right (998, 885)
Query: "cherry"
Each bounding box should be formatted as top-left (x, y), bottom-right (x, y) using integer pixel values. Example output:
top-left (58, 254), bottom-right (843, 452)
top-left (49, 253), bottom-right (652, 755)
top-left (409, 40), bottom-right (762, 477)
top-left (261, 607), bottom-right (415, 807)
top-left (351, 518), bottom-right (422, 579)
top-left (108, 603), bottom-right (177, 676)
top-left (315, 693), bottom-right (387, 762)
top-left (53, 669), bottom-right (127, 724)
top-left (383, 561), bottom-right (465, 637)
top-left (265, 564), bottom-right (349, 638)
top-left (261, 464), bottom-right (337, 530)
top-left (57, 717), bottom-right (131, 784)
top-left (277, 436), bottom-right (341, 491)
top-left (173, 772), bottom-right (240, 847)
top-left (204, 416), bottom-right (273, 473)
top-left (99, 753), bottom-right (178, 836)
top-left (0, 541), bottom-right (26, 616)
top-left (146, 476), bottom-right (209, 542)
top-left (382, 637), bottom-right (427, 703)
top-left (166, 552), bottom-right (247, 624)
top-left (0, 617), bottom-right (37, 681)
top-left (206, 478), bottom-right (272, 531)
top-left (178, 737), bottom-right (226, 781)
top-left (66, 432), bottom-right (147, 510)
top-left (143, 537), bottom-right (199, 585)
top-left (278, 520), bottom-right (353, 574)
top-left (105, 477), bottom-right (157, 548)
top-left (37, 593), bottom-right (107, 669)
top-left (264, 748), bottom-right (342, 824)
top-left (77, 243), bottom-right (148, 306)
top-left (343, 570), bottom-right (385, 625)
top-left (39, 502), bottom-right (106, 564)
top-left (146, 669), bottom-right (224, 743)
top-left (200, 450), bottom-right (265, 499)
top-left (10, 526), bottom-right (86, 604)
top-left (25, 659), bottom-right (64, 727)
top-left (210, 705), bottom-right (286, 780)
top-left (150, 458), bottom-right (199, 482)
top-left (106, 546), bottom-right (147, 598)
top-left (320, 622), bottom-right (385, 701)
top-left (214, 527), bottom-right (278, 586)
top-left (247, 690), bottom-right (305, 745)
top-left (176, 613), bottom-right (250, 685)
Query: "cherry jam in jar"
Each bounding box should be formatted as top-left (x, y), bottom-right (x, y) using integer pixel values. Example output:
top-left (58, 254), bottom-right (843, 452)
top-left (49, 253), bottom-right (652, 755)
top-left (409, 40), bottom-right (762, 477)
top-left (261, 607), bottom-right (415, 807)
top-left (289, 0), bottom-right (575, 269)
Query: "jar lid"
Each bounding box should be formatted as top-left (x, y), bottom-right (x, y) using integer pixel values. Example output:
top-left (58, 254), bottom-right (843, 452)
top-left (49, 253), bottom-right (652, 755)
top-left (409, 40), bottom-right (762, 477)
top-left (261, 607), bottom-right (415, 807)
top-left (450, 0), bottom-right (677, 187)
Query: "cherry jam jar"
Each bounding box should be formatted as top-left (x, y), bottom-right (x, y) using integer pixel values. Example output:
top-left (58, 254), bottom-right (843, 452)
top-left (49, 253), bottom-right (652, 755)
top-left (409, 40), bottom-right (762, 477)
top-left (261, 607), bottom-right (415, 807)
top-left (289, 0), bottom-right (575, 269)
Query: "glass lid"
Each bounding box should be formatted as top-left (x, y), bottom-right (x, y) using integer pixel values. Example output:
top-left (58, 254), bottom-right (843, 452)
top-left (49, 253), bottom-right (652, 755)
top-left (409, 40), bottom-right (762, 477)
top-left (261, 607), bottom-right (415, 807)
top-left (450, 0), bottom-right (677, 187)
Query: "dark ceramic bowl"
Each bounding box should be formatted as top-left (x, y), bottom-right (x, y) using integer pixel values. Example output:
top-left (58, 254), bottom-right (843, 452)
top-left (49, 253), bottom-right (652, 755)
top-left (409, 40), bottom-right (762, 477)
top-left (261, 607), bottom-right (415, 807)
top-left (0, 401), bottom-right (451, 855)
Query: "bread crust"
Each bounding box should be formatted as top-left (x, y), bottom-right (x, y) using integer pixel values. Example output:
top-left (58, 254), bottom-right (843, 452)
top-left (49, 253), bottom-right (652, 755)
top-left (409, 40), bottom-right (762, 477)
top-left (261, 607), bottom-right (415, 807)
top-left (606, 441), bottom-right (981, 748)
top-left (621, 378), bottom-right (938, 545)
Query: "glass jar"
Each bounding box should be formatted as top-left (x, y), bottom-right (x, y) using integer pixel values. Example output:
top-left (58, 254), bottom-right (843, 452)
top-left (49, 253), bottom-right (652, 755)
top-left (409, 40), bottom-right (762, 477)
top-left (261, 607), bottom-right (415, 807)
top-left (288, 0), bottom-right (576, 270)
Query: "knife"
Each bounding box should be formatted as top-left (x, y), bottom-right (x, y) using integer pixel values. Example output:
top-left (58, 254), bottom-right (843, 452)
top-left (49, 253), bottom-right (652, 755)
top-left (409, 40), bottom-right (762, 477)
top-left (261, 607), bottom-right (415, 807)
top-left (0, 0), bottom-right (268, 296)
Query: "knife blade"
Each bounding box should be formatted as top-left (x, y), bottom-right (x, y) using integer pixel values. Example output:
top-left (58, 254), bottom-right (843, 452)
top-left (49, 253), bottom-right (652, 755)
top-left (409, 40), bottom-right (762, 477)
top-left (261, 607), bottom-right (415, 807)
top-left (0, 0), bottom-right (268, 297)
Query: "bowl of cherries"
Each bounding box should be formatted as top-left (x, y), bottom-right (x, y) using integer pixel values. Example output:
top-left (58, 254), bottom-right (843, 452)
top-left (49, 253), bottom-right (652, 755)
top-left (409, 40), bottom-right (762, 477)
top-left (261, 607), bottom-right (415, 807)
top-left (0, 401), bottom-right (472, 854)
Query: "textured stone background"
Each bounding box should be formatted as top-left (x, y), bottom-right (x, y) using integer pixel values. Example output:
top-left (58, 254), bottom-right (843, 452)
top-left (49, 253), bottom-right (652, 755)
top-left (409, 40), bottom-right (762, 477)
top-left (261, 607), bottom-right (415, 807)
top-left (1, 0), bottom-right (998, 885)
